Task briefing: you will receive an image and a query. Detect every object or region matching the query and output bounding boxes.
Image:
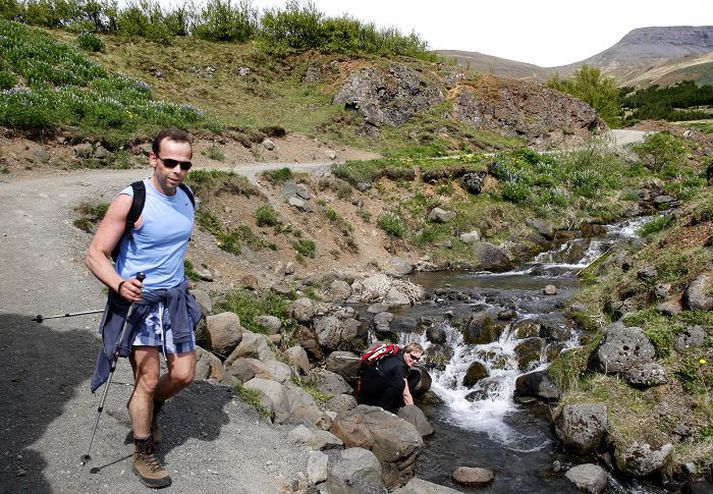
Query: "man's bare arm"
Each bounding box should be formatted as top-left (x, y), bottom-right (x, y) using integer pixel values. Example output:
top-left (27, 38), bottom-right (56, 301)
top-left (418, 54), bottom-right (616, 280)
top-left (85, 194), bottom-right (142, 302)
top-left (403, 378), bottom-right (414, 406)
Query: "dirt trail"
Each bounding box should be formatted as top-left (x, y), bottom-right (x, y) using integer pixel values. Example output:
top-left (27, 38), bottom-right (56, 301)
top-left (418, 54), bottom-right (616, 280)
top-left (0, 162), bottom-right (330, 494)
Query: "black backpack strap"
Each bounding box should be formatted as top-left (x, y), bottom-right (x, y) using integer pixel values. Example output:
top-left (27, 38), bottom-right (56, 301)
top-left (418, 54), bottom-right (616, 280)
top-left (178, 183), bottom-right (195, 208)
top-left (111, 181), bottom-right (145, 262)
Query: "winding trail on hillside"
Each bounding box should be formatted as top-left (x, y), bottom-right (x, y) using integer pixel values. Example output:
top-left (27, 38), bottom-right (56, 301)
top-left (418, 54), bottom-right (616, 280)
top-left (0, 161), bottom-right (330, 494)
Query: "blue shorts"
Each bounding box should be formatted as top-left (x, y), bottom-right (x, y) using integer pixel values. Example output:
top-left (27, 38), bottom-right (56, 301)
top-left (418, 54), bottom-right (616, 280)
top-left (132, 301), bottom-right (196, 355)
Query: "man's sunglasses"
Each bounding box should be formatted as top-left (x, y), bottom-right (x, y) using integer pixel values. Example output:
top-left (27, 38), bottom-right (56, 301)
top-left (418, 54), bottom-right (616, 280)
top-left (408, 353), bottom-right (421, 362)
top-left (157, 155), bottom-right (192, 171)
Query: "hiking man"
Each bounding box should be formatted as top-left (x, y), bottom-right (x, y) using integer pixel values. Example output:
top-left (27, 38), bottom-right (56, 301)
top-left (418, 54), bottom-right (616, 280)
top-left (86, 128), bottom-right (201, 489)
top-left (357, 342), bottom-right (424, 413)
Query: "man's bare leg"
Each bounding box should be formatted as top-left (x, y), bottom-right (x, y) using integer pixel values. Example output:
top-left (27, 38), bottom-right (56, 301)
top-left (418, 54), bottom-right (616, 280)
top-left (154, 351), bottom-right (196, 402)
top-left (129, 346), bottom-right (161, 438)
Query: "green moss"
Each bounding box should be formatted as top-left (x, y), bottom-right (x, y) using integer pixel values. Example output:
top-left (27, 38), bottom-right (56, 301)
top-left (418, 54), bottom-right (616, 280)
top-left (232, 383), bottom-right (271, 417)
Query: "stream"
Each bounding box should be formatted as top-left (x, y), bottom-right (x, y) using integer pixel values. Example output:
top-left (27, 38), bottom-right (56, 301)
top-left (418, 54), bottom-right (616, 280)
top-left (388, 217), bottom-right (677, 493)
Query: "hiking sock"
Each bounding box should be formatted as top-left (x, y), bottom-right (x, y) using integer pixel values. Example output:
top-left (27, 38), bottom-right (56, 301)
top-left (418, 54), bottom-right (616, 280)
top-left (132, 436), bottom-right (171, 489)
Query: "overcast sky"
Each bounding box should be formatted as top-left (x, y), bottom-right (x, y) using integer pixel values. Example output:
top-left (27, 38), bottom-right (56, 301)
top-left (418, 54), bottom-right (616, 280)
top-left (241, 0), bottom-right (713, 67)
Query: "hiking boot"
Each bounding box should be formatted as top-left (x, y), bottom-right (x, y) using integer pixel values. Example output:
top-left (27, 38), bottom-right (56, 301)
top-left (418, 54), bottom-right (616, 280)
top-left (132, 437), bottom-right (171, 489)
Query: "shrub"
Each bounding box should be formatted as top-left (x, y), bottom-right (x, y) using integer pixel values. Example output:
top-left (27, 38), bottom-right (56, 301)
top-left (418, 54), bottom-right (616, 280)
top-left (632, 132), bottom-right (687, 172)
top-left (193, 0), bottom-right (257, 42)
top-left (691, 202), bottom-right (713, 225)
top-left (263, 167), bottom-right (292, 184)
top-left (293, 238), bottom-right (315, 258)
top-left (204, 144), bottom-right (225, 161)
top-left (377, 212), bottom-right (405, 238)
top-left (637, 215), bottom-right (673, 237)
top-left (77, 31), bottom-right (104, 52)
top-left (255, 204), bottom-right (279, 227)
top-left (218, 288), bottom-right (294, 334)
top-left (0, 70), bottom-right (17, 89)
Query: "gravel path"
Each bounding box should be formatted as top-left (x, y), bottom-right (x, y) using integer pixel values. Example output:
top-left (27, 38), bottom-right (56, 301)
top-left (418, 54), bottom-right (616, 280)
top-left (0, 163), bottom-right (330, 494)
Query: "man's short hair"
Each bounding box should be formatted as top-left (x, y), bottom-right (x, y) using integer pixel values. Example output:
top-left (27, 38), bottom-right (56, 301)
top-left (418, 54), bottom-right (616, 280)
top-left (151, 128), bottom-right (192, 155)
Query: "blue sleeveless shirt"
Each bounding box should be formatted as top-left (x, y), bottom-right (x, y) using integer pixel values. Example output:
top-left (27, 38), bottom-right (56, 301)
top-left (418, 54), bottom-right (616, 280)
top-left (115, 179), bottom-right (194, 290)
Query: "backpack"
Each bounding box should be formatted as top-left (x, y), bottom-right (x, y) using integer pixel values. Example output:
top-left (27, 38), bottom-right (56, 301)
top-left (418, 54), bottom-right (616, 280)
top-left (360, 343), bottom-right (400, 368)
top-left (111, 180), bottom-right (195, 261)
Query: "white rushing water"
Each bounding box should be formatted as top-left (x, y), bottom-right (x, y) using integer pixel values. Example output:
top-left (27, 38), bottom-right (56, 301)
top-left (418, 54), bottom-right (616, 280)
top-left (405, 216), bottom-right (654, 450)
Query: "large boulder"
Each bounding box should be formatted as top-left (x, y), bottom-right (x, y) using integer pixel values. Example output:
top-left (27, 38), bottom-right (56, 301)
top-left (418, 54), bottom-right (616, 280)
top-left (294, 324), bottom-right (323, 360)
top-left (285, 384), bottom-right (332, 430)
top-left (462, 312), bottom-right (506, 344)
top-left (683, 271), bottom-right (713, 311)
top-left (288, 424), bottom-right (344, 450)
top-left (624, 363), bottom-right (667, 387)
top-left (674, 325), bottom-right (706, 351)
top-left (514, 337), bottom-right (545, 371)
top-left (554, 403), bottom-right (608, 454)
top-left (615, 441), bottom-right (674, 477)
top-left (314, 316), bottom-right (362, 351)
top-left (388, 256), bottom-right (413, 276)
top-left (326, 394), bottom-right (358, 413)
top-left (205, 312), bottom-right (243, 356)
top-left (330, 405), bottom-right (424, 489)
top-left (397, 406), bottom-right (434, 437)
top-left (326, 280), bottom-right (353, 302)
top-left (595, 322), bottom-right (655, 373)
top-left (564, 464), bottom-right (608, 494)
top-left (292, 297), bottom-right (315, 322)
top-left (515, 369), bottom-right (560, 400)
top-left (284, 345), bottom-right (311, 375)
top-left (462, 362), bottom-right (489, 388)
top-left (224, 357), bottom-right (271, 385)
top-left (326, 351), bottom-right (362, 381)
top-left (194, 346), bottom-right (226, 382)
top-left (243, 378), bottom-right (291, 423)
top-left (471, 242), bottom-right (513, 272)
top-left (326, 447), bottom-right (388, 494)
top-left (311, 369), bottom-right (354, 396)
top-left (224, 331), bottom-right (274, 365)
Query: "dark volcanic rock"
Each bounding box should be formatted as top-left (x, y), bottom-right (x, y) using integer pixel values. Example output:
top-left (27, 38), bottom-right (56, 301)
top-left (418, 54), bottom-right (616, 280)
top-left (554, 403), bottom-right (608, 454)
top-left (462, 362), bottom-right (489, 388)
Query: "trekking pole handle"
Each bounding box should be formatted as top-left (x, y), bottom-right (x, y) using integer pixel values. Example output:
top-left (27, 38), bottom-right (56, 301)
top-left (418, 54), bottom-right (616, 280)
top-left (136, 272), bottom-right (146, 282)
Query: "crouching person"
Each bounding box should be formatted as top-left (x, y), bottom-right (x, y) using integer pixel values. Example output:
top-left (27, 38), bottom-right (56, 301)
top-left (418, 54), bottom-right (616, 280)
top-left (357, 343), bottom-right (424, 413)
top-left (86, 128), bottom-right (201, 489)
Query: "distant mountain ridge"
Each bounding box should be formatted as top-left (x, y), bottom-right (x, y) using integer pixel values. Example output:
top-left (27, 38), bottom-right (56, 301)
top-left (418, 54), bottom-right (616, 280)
top-left (439, 26), bottom-right (713, 87)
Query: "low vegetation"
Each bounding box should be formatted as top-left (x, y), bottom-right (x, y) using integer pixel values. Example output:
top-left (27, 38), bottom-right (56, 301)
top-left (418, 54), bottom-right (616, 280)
top-left (621, 80), bottom-right (713, 123)
top-left (217, 288), bottom-right (294, 334)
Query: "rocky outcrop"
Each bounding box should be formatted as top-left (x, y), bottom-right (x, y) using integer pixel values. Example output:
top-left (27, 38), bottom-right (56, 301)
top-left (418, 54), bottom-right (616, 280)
top-left (330, 405), bottom-right (424, 489)
top-left (333, 65), bottom-right (443, 131)
top-left (452, 75), bottom-right (605, 148)
top-left (595, 322), bottom-right (655, 373)
top-left (554, 403), bottom-right (608, 453)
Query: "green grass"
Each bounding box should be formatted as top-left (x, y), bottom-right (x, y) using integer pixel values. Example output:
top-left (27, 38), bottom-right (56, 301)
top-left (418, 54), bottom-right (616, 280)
top-left (73, 201), bottom-right (109, 231)
top-left (377, 211), bottom-right (406, 238)
top-left (637, 215), bottom-right (674, 237)
top-left (217, 288), bottom-right (294, 334)
top-left (0, 20), bottom-right (218, 146)
top-left (232, 383), bottom-right (271, 417)
top-left (255, 204), bottom-right (280, 227)
top-left (262, 167), bottom-right (292, 184)
top-left (184, 259), bottom-right (201, 282)
top-left (293, 239), bottom-right (316, 258)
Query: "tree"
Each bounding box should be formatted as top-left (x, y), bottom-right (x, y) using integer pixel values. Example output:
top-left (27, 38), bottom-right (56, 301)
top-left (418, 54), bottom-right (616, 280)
top-left (548, 65), bottom-right (621, 127)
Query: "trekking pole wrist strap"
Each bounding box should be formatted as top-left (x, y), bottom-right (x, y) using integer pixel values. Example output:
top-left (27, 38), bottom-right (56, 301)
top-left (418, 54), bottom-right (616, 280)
top-left (117, 280), bottom-right (126, 294)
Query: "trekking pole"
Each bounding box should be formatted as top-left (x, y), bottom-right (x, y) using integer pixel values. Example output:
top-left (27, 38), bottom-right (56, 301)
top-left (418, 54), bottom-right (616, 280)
top-left (81, 272), bottom-right (145, 468)
top-left (33, 309), bottom-right (104, 323)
